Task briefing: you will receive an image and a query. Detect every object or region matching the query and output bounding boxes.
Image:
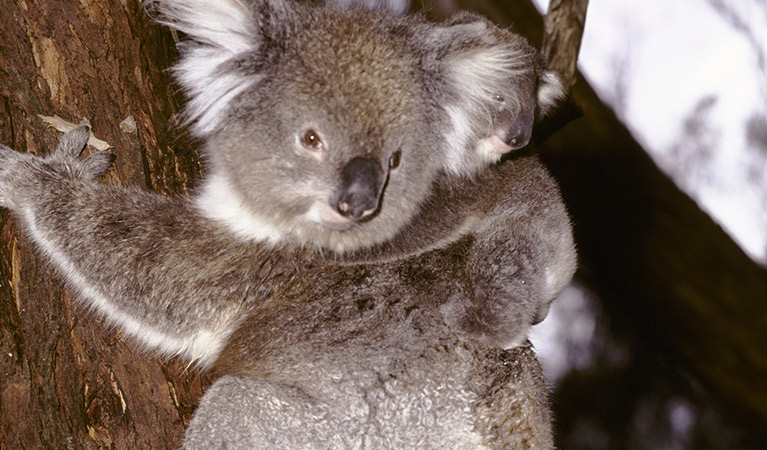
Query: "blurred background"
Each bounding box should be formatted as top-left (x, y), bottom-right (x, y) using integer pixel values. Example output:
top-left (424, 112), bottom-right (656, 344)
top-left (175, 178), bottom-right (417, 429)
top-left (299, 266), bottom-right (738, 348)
top-left (549, 0), bottom-right (766, 265)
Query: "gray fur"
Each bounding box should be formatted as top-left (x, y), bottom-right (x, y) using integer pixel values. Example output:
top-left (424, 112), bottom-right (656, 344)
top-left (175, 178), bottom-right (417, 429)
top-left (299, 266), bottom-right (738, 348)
top-left (328, 0), bottom-right (410, 15)
top-left (0, 0), bottom-right (575, 447)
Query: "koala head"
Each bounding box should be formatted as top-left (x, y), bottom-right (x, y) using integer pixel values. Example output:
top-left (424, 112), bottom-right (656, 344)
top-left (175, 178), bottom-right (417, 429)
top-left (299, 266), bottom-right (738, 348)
top-left (434, 12), bottom-right (565, 176)
top-left (147, 0), bottom-right (563, 253)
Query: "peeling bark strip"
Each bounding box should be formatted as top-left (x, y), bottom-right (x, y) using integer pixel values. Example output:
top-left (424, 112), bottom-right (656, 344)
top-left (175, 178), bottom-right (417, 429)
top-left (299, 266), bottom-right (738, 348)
top-left (0, 0), bottom-right (587, 448)
top-left (38, 115), bottom-right (113, 150)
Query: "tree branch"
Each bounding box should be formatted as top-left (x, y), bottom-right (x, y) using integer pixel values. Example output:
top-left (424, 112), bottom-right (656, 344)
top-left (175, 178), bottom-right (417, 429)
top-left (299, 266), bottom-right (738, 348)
top-left (541, 0), bottom-right (589, 91)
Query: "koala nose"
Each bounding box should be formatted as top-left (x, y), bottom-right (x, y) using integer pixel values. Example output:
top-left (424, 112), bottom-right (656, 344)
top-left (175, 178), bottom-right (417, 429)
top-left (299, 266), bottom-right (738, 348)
top-left (503, 121), bottom-right (532, 150)
top-left (496, 108), bottom-right (533, 150)
top-left (335, 157), bottom-right (383, 221)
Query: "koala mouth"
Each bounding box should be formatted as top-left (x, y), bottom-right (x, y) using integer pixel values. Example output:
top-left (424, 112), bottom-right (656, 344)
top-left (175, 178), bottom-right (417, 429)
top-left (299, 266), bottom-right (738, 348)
top-left (478, 125), bottom-right (533, 163)
top-left (476, 133), bottom-right (513, 164)
top-left (309, 199), bottom-right (354, 230)
top-left (488, 134), bottom-right (514, 154)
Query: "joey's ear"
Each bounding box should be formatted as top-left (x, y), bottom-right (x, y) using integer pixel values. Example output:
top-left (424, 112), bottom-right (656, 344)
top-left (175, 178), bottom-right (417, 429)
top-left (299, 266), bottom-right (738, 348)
top-left (433, 13), bottom-right (567, 114)
top-left (145, 0), bottom-right (294, 136)
top-left (536, 69), bottom-right (566, 116)
top-left (435, 16), bottom-right (565, 117)
top-left (434, 17), bottom-right (532, 106)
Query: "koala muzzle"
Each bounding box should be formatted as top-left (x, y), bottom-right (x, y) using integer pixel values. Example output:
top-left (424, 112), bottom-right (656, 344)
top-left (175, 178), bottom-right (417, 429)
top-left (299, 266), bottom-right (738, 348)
top-left (335, 157), bottom-right (383, 221)
top-left (497, 107), bottom-right (533, 150)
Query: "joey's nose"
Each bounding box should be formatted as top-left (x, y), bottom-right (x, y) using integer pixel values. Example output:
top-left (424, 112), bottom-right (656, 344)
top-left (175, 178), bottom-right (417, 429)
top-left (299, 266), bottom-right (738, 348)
top-left (335, 157), bottom-right (383, 220)
top-left (503, 122), bottom-right (532, 150)
top-left (496, 108), bottom-right (533, 150)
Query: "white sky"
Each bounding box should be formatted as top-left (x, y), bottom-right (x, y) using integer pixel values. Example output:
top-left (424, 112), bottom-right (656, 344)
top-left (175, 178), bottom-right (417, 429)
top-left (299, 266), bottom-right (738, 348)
top-left (534, 0), bottom-right (767, 264)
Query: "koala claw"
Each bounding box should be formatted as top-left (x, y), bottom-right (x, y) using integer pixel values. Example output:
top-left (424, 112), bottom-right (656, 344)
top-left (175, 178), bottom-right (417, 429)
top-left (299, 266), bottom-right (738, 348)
top-left (55, 126), bottom-right (115, 180)
top-left (79, 151), bottom-right (116, 181)
top-left (55, 125), bottom-right (91, 158)
top-left (0, 126), bottom-right (115, 210)
top-left (52, 126), bottom-right (116, 178)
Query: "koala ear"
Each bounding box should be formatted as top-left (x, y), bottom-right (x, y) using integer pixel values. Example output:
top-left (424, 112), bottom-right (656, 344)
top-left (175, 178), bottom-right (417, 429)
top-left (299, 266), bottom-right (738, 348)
top-left (536, 69), bottom-right (566, 116)
top-left (435, 18), bottom-right (531, 107)
top-left (146, 0), bottom-right (260, 53)
top-left (145, 0), bottom-right (293, 136)
top-left (436, 13), bottom-right (566, 115)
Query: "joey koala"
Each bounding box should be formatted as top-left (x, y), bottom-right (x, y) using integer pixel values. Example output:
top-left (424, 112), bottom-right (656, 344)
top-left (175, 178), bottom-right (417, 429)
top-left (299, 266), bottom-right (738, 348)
top-left (0, 0), bottom-right (575, 448)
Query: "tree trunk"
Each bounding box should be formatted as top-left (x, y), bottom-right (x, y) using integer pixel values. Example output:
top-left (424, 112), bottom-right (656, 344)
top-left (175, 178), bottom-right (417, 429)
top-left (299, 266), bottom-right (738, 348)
top-left (0, 1), bottom-right (206, 448)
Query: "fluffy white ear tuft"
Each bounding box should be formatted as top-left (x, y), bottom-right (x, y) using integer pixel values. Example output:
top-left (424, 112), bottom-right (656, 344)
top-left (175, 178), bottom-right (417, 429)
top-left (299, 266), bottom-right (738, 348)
top-left (145, 0), bottom-right (257, 53)
top-left (145, 0), bottom-right (264, 136)
top-left (537, 70), bottom-right (566, 116)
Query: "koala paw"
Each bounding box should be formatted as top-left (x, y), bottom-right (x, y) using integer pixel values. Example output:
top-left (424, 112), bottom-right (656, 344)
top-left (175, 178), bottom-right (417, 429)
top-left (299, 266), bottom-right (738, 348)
top-left (445, 237), bottom-right (547, 350)
top-left (54, 126), bottom-right (116, 180)
top-left (0, 126), bottom-right (115, 210)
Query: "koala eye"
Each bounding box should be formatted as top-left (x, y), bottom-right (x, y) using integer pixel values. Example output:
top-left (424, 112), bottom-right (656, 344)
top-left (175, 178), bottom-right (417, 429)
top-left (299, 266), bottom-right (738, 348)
top-left (389, 149), bottom-right (402, 169)
top-left (493, 94), bottom-right (505, 103)
top-left (301, 129), bottom-right (324, 150)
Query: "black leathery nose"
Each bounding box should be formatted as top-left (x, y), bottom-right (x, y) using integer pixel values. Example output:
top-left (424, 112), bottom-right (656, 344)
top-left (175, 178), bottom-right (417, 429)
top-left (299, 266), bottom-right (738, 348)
top-left (504, 122), bottom-right (531, 149)
top-left (497, 108), bottom-right (533, 150)
top-left (335, 157), bottom-right (383, 220)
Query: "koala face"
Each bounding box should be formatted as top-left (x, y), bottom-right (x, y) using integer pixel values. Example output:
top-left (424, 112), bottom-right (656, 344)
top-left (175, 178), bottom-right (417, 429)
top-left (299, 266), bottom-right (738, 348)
top-left (436, 13), bottom-right (565, 175)
top-left (192, 6), bottom-right (442, 252)
top-left (468, 63), bottom-right (563, 170)
top-left (152, 0), bottom-right (563, 252)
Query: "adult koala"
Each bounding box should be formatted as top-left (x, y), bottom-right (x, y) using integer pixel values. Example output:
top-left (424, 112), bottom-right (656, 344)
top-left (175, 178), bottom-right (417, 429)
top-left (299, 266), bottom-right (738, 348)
top-left (0, 0), bottom-right (575, 448)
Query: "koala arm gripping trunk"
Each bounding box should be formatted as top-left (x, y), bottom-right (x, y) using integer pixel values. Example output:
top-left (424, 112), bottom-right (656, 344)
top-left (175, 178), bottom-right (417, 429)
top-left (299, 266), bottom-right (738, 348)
top-left (0, 128), bottom-right (277, 369)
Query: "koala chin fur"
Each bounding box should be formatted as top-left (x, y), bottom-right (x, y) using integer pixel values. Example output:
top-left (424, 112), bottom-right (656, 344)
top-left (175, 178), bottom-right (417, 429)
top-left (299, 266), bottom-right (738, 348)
top-left (0, 0), bottom-right (575, 448)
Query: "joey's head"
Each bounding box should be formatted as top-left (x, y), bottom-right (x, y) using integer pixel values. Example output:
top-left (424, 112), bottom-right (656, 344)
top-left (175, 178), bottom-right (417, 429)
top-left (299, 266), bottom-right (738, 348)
top-left (148, 0), bottom-right (559, 252)
top-left (436, 13), bottom-right (566, 176)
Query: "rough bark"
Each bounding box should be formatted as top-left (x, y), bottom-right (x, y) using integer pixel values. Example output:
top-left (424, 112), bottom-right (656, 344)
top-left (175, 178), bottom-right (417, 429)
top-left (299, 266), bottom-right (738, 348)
top-left (0, 1), bottom-right (205, 448)
top-left (541, 0), bottom-right (589, 90)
